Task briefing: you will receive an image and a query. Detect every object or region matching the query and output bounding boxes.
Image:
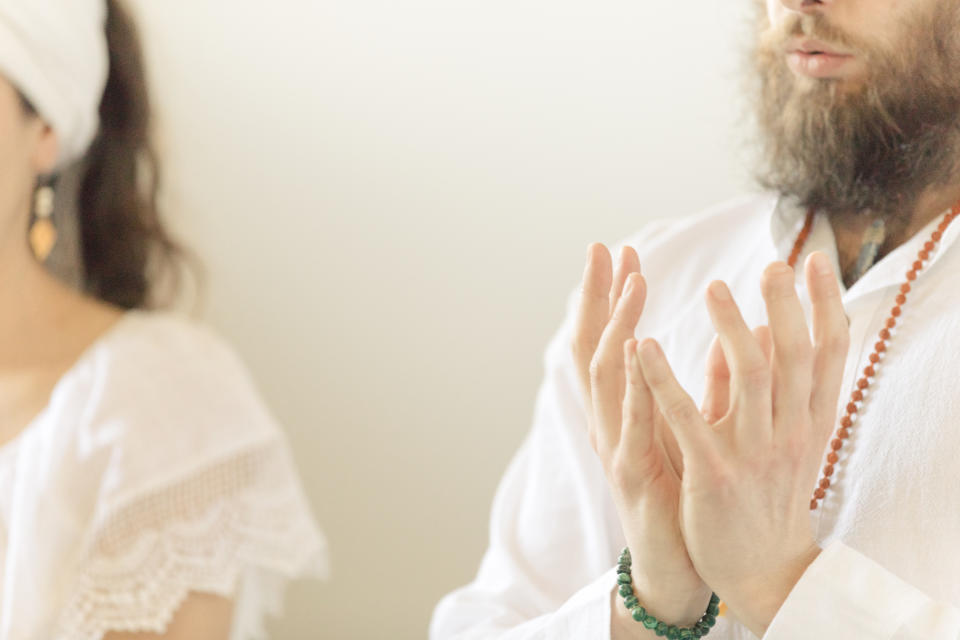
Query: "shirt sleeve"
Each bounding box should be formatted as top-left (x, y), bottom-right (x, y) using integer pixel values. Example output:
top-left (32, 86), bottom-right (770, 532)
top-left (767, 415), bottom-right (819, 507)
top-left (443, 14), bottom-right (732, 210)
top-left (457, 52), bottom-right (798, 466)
top-left (25, 315), bottom-right (328, 640)
top-left (430, 217), bottom-right (695, 640)
top-left (763, 540), bottom-right (960, 640)
top-left (429, 285), bottom-right (625, 640)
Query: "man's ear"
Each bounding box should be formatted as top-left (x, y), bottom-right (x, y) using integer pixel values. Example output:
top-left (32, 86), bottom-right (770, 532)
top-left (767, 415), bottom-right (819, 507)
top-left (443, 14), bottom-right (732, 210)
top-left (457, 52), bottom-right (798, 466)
top-left (31, 121), bottom-right (59, 175)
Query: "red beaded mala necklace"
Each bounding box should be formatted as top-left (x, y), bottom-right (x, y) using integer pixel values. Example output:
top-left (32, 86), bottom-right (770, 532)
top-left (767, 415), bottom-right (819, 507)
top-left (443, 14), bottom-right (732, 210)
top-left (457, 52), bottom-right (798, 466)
top-left (783, 202), bottom-right (960, 511)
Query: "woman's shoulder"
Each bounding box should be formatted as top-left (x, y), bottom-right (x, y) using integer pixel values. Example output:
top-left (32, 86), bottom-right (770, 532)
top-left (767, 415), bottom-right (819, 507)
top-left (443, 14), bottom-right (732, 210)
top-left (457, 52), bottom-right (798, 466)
top-left (20, 312), bottom-right (327, 639)
top-left (85, 310), bottom-right (253, 384)
top-left (44, 309), bottom-right (282, 463)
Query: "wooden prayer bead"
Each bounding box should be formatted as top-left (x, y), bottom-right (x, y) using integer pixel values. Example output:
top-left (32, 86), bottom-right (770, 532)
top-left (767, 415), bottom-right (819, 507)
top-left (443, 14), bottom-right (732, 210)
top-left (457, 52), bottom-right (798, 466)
top-left (794, 205), bottom-right (958, 511)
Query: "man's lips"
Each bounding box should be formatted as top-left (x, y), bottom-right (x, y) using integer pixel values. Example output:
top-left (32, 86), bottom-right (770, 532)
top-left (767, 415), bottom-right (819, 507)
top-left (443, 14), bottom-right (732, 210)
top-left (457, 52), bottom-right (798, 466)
top-left (790, 38), bottom-right (853, 57)
top-left (786, 39), bottom-right (857, 78)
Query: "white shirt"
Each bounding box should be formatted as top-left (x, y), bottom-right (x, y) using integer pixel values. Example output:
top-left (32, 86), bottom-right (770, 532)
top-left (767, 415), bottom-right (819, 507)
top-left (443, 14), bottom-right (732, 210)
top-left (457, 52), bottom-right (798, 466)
top-left (0, 311), bottom-right (327, 640)
top-left (431, 193), bottom-right (960, 640)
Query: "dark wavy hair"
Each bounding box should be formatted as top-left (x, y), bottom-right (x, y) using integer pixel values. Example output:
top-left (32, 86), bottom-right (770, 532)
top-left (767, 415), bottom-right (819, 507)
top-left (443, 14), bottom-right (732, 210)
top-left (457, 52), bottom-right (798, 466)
top-left (20, 0), bottom-right (183, 309)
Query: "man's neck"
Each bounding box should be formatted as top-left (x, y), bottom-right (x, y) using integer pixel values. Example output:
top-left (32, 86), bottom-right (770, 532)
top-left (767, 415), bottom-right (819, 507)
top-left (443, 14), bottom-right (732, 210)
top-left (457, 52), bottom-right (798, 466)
top-left (827, 180), bottom-right (960, 289)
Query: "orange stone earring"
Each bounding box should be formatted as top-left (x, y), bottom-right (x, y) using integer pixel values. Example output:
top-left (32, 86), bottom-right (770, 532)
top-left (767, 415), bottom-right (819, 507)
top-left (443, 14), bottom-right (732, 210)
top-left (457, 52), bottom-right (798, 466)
top-left (28, 179), bottom-right (57, 262)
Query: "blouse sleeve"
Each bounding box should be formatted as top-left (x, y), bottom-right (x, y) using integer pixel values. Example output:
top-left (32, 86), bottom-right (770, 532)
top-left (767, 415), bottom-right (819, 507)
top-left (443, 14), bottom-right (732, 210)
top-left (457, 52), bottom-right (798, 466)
top-left (30, 316), bottom-right (328, 640)
top-left (763, 541), bottom-right (960, 640)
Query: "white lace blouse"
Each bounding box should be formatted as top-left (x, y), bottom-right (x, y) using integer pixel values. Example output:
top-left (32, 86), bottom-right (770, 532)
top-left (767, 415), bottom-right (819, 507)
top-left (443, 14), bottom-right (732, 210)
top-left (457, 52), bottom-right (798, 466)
top-left (0, 311), bottom-right (327, 640)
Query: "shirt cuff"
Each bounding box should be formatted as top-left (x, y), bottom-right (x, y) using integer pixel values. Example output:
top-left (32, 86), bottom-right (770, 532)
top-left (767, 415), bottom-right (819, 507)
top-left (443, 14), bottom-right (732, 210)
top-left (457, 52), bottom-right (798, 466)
top-left (762, 540), bottom-right (930, 640)
top-left (430, 567), bottom-right (614, 640)
top-left (564, 567), bottom-right (615, 639)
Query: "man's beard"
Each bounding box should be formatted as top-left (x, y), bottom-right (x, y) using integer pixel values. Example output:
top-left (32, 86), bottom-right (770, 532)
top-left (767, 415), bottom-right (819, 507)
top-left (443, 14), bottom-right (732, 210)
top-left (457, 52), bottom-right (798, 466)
top-left (752, 4), bottom-right (960, 223)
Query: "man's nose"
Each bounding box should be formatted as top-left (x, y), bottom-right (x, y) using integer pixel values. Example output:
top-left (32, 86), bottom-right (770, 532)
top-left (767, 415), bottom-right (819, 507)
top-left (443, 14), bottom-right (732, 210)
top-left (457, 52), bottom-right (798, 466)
top-left (780, 0), bottom-right (834, 13)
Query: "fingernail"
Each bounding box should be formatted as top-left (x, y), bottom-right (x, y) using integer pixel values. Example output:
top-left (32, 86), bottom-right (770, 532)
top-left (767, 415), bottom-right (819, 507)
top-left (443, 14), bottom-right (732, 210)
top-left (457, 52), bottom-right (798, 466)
top-left (811, 252), bottom-right (832, 276)
top-left (708, 281), bottom-right (730, 301)
top-left (639, 339), bottom-right (658, 363)
top-left (766, 261), bottom-right (793, 277)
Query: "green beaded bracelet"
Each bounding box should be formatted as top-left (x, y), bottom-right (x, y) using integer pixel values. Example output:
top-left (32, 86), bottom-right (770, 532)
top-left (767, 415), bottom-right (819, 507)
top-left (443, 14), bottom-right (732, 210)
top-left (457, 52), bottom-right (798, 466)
top-left (616, 547), bottom-right (719, 639)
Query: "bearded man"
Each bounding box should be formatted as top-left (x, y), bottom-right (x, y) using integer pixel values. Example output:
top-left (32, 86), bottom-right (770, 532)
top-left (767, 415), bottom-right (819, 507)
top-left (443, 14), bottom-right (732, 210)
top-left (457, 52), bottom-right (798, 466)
top-left (431, 0), bottom-right (960, 638)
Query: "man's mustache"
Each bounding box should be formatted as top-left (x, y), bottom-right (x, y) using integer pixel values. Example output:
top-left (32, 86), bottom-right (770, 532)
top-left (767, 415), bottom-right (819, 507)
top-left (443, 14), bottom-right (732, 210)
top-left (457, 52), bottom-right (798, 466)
top-left (763, 12), bottom-right (863, 56)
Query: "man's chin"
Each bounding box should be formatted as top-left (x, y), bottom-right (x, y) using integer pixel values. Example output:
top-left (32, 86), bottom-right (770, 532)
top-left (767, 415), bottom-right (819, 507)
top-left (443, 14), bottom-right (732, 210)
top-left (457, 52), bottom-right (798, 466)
top-left (785, 71), bottom-right (870, 99)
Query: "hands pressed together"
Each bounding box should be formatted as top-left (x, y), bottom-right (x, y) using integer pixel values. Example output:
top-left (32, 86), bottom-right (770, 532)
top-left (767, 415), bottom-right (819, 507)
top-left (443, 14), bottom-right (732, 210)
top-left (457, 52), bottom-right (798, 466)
top-left (571, 243), bottom-right (850, 638)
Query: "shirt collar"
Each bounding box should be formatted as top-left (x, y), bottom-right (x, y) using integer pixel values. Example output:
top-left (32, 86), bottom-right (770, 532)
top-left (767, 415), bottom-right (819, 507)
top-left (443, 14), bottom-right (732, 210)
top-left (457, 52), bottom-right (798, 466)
top-left (769, 193), bottom-right (960, 301)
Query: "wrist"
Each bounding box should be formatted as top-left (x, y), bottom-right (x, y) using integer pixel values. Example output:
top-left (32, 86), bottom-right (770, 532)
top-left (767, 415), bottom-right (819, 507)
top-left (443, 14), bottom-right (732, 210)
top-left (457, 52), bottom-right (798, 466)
top-left (720, 544), bottom-right (822, 637)
top-left (628, 576), bottom-right (713, 628)
top-left (613, 547), bottom-right (719, 638)
top-left (611, 583), bottom-right (715, 640)
top-left (611, 586), bottom-right (685, 640)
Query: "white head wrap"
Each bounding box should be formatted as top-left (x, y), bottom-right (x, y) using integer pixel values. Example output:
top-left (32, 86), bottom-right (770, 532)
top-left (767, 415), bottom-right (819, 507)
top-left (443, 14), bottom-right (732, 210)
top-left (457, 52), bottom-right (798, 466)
top-left (0, 0), bottom-right (108, 168)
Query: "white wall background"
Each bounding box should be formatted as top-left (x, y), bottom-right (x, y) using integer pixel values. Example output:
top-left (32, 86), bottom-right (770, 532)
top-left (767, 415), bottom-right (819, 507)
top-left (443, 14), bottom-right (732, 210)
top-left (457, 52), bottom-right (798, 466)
top-left (127, 1), bottom-right (756, 637)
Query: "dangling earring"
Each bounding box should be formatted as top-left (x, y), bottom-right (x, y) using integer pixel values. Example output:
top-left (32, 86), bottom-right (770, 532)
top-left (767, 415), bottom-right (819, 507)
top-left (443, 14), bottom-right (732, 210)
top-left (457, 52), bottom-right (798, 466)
top-left (29, 179), bottom-right (57, 262)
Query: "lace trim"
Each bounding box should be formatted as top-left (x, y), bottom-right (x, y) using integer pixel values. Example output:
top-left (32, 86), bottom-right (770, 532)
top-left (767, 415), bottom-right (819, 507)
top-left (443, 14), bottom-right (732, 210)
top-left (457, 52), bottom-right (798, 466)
top-left (56, 441), bottom-right (327, 640)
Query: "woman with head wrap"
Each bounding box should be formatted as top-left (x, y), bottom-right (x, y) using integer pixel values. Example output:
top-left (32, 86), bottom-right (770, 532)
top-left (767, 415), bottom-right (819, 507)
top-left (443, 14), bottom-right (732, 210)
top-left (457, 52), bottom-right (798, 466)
top-left (0, 2), bottom-right (327, 639)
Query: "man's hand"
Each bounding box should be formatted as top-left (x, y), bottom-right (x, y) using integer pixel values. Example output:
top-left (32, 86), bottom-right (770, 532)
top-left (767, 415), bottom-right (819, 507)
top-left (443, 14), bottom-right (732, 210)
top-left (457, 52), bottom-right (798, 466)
top-left (634, 251), bottom-right (849, 637)
top-left (572, 243), bottom-right (713, 634)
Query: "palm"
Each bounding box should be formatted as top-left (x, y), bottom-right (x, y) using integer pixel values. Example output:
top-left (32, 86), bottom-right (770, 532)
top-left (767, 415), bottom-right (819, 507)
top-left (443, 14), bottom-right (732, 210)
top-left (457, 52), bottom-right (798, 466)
top-left (573, 243), bottom-right (714, 626)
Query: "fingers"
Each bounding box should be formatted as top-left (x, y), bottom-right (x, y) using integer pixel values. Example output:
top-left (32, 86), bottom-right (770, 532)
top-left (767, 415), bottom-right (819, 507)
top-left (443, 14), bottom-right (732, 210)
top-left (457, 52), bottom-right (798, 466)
top-left (621, 339), bottom-right (656, 459)
top-left (760, 262), bottom-right (814, 421)
top-left (637, 339), bottom-right (712, 461)
top-left (591, 271), bottom-right (648, 452)
top-left (656, 413), bottom-right (686, 479)
top-left (705, 281), bottom-right (773, 441)
top-left (572, 244), bottom-right (612, 401)
top-left (753, 325), bottom-right (773, 363)
top-left (702, 325), bottom-right (772, 424)
top-left (805, 252), bottom-right (850, 434)
top-left (701, 335), bottom-right (730, 424)
top-left (610, 246), bottom-right (642, 318)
